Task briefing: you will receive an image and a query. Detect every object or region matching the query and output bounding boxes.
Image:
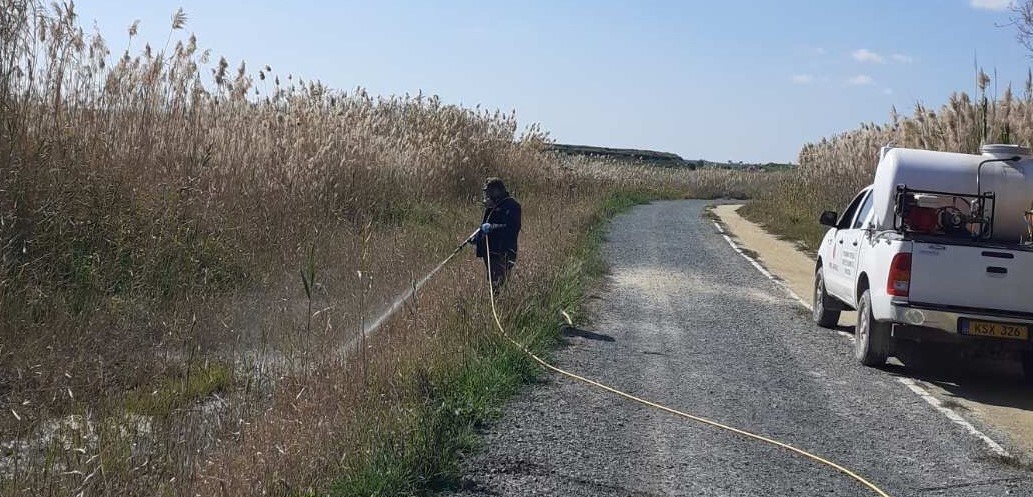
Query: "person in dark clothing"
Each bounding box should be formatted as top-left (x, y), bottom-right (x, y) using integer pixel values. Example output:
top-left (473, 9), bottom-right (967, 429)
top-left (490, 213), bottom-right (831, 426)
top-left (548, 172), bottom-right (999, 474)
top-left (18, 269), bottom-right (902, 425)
top-left (471, 177), bottom-right (521, 289)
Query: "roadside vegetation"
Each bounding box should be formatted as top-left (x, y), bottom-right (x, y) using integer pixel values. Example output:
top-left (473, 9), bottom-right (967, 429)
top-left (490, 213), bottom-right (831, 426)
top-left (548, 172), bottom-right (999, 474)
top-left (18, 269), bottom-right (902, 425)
top-left (0, 2), bottom-right (763, 495)
top-left (742, 72), bottom-right (1033, 251)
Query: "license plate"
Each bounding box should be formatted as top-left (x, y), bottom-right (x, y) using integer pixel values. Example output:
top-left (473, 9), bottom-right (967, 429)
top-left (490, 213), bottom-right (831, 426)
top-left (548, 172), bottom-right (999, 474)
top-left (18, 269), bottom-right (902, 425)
top-left (959, 319), bottom-right (1030, 340)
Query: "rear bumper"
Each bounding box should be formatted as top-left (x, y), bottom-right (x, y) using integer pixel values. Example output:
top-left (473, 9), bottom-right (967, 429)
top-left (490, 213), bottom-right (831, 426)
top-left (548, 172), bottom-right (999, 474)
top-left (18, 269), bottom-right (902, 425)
top-left (889, 301), bottom-right (1033, 346)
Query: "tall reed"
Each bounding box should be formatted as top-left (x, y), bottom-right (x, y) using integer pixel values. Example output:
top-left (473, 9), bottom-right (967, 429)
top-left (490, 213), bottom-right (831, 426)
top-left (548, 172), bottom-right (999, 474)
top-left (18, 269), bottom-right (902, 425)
top-left (0, 2), bottom-right (739, 494)
top-left (743, 70), bottom-right (1033, 249)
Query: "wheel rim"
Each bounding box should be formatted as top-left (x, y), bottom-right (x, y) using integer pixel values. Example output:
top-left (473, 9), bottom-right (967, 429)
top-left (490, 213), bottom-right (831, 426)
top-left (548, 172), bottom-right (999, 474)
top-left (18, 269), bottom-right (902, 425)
top-left (813, 276), bottom-right (824, 320)
top-left (857, 299), bottom-right (870, 350)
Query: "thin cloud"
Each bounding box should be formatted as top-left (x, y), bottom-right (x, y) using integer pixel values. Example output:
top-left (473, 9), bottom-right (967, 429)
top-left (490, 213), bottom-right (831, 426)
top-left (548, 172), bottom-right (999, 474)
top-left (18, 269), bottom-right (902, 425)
top-left (970, 0), bottom-right (1012, 11)
top-left (852, 48), bottom-right (885, 64)
top-left (791, 74), bottom-right (815, 84)
top-left (799, 46), bottom-right (827, 57)
top-left (890, 53), bottom-right (914, 63)
top-left (848, 74), bottom-right (875, 86)
top-left (883, 88), bottom-right (894, 95)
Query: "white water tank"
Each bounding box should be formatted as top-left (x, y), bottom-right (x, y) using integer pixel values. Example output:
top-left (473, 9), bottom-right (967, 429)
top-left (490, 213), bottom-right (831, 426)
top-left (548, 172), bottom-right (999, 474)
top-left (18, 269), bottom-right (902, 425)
top-left (870, 146), bottom-right (1033, 243)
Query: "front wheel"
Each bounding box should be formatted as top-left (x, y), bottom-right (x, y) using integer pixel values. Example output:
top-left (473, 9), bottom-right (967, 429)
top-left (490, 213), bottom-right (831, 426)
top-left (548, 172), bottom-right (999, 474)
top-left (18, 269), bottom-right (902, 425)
top-left (855, 289), bottom-right (891, 366)
top-left (813, 268), bottom-right (841, 328)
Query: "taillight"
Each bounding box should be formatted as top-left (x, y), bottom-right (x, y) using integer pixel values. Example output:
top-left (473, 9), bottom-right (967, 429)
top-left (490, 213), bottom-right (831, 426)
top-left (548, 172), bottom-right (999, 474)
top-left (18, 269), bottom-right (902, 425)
top-left (887, 253), bottom-right (912, 297)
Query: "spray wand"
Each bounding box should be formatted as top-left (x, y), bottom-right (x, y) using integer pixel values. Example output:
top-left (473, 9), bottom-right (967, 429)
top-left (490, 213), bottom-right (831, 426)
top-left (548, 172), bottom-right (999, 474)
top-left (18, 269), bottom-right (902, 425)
top-left (443, 229), bottom-right (482, 261)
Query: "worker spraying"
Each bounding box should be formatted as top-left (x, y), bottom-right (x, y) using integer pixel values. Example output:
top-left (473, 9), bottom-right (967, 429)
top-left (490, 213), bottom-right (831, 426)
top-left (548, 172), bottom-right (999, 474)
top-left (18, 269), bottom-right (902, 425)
top-left (470, 177), bottom-right (521, 289)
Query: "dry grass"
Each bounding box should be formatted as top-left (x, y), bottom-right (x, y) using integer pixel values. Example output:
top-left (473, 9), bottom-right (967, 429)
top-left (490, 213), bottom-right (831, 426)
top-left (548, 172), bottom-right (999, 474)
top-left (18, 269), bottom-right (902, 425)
top-left (0, 2), bottom-right (760, 495)
top-left (743, 70), bottom-right (1033, 250)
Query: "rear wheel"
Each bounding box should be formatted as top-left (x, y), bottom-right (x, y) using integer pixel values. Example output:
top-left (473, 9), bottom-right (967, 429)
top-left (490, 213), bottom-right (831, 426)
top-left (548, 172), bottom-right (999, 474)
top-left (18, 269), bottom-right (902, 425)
top-left (855, 289), bottom-right (891, 366)
top-left (813, 268), bottom-right (841, 328)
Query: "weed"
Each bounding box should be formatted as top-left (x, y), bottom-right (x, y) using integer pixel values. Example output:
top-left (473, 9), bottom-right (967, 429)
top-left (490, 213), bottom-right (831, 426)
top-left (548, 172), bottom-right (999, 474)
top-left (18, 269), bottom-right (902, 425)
top-left (123, 362), bottom-right (233, 417)
top-left (327, 192), bottom-right (638, 496)
top-left (0, 2), bottom-right (765, 494)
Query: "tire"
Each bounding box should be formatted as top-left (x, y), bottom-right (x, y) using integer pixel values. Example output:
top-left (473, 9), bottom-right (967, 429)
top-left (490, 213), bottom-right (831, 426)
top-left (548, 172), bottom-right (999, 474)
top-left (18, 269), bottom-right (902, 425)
top-left (813, 268), bottom-right (841, 328)
top-left (855, 289), bottom-right (891, 367)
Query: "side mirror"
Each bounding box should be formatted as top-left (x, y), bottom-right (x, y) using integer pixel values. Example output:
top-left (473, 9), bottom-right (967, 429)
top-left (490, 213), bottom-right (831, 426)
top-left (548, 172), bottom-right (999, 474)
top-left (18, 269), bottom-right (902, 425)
top-left (819, 211), bottom-right (838, 227)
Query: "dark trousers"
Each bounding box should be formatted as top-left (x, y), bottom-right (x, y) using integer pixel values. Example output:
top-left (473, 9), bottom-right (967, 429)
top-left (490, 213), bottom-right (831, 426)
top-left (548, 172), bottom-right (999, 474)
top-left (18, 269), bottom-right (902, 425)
top-left (482, 251), bottom-right (515, 289)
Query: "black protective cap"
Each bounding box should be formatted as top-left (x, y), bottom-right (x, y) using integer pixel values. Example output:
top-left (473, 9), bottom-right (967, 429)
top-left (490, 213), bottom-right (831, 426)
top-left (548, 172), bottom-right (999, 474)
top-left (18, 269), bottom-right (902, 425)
top-left (482, 177), bottom-right (507, 193)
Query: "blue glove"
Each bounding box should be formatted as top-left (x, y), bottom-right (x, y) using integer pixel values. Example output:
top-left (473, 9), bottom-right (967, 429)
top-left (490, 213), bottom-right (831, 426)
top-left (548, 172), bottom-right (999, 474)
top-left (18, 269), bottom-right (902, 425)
top-left (481, 223), bottom-right (492, 233)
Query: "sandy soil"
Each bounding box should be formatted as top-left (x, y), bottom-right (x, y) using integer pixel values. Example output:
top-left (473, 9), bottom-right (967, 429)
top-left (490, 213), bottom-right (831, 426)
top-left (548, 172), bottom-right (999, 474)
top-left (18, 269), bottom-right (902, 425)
top-left (714, 203), bottom-right (1033, 458)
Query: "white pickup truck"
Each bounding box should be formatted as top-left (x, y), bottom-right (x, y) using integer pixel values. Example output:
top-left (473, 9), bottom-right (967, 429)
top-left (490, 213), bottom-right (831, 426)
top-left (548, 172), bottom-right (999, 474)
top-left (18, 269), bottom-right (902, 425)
top-left (814, 145), bottom-right (1033, 380)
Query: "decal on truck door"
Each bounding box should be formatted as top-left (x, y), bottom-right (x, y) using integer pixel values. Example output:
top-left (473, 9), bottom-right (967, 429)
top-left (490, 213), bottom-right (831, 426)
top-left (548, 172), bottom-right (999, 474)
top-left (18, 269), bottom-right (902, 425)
top-left (842, 250), bottom-right (856, 276)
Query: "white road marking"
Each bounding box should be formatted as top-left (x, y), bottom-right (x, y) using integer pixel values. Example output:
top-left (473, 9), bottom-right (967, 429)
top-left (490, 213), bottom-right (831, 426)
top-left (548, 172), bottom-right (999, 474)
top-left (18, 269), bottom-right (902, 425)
top-left (898, 378), bottom-right (1010, 457)
top-left (835, 330), bottom-right (855, 340)
top-left (712, 222), bottom-right (810, 309)
top-left (712, 220), bottom-right (1011, 458)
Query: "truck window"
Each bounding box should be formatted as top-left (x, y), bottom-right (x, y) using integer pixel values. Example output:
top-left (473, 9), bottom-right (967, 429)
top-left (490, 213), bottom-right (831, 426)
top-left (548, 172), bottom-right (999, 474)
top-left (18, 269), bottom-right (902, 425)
top-left (837, 190), bottom-right (868, 229)
top-left (852, 191), bottom-right (874, 229)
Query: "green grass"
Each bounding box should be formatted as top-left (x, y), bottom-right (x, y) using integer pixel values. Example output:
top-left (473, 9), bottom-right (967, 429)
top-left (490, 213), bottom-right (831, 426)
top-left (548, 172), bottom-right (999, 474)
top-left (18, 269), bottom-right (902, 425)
top-left (123, 362), bottom-right (233, 416)
top-left (738, 204), bottom-right (825, 253)
top-left (325, 191), bottom-right (653, 497)
top-left (701, 205), bottom-right (720, 223)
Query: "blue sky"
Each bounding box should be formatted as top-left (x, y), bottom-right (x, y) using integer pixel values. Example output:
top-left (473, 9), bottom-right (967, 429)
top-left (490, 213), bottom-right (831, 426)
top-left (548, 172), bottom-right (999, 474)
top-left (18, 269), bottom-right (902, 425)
top-left (75, 0), bottom-right (1029, 163)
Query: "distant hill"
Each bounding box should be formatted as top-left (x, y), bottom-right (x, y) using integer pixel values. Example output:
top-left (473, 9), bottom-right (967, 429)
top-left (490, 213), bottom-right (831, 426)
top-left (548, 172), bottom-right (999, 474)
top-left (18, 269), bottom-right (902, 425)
top-left (689, 159), bottom-right (797, 172)
top-left (544, 143), bottom-right (795, 171)
top-left (544, 144), bottom-right (685, 165)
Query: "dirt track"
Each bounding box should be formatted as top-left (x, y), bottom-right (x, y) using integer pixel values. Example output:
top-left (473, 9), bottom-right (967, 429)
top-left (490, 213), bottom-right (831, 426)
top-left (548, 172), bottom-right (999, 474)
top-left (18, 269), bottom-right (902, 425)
top-left (444, 200), bottom-right (1033, 496)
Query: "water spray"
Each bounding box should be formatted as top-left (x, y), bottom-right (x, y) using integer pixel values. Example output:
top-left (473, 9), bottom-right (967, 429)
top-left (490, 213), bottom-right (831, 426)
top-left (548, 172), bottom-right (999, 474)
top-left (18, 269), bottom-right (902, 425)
top-left (354, 229), bottom-right (481, 341)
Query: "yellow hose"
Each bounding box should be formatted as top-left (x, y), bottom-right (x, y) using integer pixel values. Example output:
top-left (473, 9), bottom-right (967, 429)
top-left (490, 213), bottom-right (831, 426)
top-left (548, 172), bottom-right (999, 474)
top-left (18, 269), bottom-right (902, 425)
top-left (482, 236), bottom-right (893, 497)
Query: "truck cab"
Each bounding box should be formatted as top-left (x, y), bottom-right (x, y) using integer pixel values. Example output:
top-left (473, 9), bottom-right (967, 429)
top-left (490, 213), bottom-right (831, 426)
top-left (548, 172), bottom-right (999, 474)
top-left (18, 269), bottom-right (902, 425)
top-left (814, 145), bottom-right (1033, 380)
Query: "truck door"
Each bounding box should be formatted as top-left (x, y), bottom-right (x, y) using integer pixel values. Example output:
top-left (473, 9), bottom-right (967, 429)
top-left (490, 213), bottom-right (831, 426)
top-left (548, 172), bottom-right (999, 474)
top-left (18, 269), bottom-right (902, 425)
top-left (826, 189), bottom-right (871, 300)
top-left (838, 191), bottom-right (874, 303)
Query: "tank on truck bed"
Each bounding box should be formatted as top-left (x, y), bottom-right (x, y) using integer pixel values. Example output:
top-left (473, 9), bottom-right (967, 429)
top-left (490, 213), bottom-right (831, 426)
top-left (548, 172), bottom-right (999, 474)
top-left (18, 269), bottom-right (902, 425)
top-left (870, 145), bottom-right (1033, 244)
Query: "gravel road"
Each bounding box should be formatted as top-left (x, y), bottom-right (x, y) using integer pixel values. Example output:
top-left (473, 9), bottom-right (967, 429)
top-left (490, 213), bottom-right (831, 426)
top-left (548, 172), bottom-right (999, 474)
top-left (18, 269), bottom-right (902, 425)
top-left (444, 200), bottom-right (1033, 496)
